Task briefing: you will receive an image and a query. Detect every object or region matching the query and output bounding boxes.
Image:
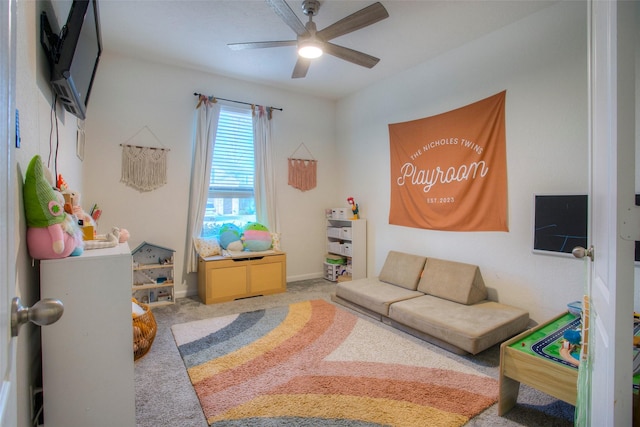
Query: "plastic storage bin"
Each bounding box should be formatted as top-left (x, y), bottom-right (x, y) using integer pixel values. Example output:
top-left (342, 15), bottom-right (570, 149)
top-left (324, 262), bottom-right (348, 281)
top-left (340, 227), bottom-right (352, 239)
top-left (328, 241), bottom-right (342, 254)
top-left (331, 208), bottom-right (349, 219)
top-left (327, 227), bottom-right (342, 238)
top-left (342, 243), bottom-right (352, 256)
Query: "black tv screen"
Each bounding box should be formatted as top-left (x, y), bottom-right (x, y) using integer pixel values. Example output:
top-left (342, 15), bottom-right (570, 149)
top-left (41, 0), bottom-right (102, 120)
top-left (635, 194), bottom-right (640, 262)
top-left (533, 194), bottom-right (588, 255)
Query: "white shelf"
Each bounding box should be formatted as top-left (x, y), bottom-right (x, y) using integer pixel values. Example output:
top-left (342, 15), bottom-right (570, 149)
top-left (325, 216), bottom-right (366, 281)
top-left (132, 281), bottom-right (174, 290)
top-left (133, 263), bottom-right (173, 271)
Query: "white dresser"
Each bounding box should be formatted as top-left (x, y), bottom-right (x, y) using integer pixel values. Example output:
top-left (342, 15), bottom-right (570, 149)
top-left (40, 243), bottom-right (135, 427)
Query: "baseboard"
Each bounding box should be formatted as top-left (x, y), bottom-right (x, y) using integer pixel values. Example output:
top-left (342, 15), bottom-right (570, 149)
top-left (175, 288), bottom-right (189, 299)
top-left (286, 272), bottom-right (324, 282)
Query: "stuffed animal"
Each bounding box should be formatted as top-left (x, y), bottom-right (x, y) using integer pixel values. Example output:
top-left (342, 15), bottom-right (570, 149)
top-left (62, 189), bottom-right (95, 227)
top-left (242, 222), bottom-right (271, 251)
top-left (219, 223), bottom-right (242, 250)
top-left (118, 228), bottom-right (130, 243)
top-left (23, 155), bottom-right (83, 259)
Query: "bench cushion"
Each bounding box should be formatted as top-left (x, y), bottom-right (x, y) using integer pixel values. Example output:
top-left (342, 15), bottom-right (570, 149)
top-left (378, 251), bottom-right (427, 290)
top-left (418, 257), bottom-right (487, 305)
top-left (335, 278), bottom-right (423, 316)
top-left (389, 294), bottom-right (529, 354)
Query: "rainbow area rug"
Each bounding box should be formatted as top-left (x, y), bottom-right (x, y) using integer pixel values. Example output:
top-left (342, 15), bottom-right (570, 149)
top-left (171, 299), bottom-right (498, 426)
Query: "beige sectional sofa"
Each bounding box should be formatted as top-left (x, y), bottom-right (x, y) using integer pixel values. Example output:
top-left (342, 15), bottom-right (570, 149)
top-left (331, 251), bottom-right (529, 355)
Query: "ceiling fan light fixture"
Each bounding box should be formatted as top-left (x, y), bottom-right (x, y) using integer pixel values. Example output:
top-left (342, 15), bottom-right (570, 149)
top-left (298, 40), bottom-right (323, 59)
top-left (228, 0), bottom-right (389, 78)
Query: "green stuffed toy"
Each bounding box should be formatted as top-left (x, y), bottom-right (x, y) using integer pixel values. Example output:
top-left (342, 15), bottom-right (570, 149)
top-left (242, 222), bottom-right (271, 251)
top-left (24, 155), bottom-right (83, 259)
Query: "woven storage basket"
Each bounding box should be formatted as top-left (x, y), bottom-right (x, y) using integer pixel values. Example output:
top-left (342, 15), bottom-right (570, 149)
top-left (132, 298), bottom-right (157, 361)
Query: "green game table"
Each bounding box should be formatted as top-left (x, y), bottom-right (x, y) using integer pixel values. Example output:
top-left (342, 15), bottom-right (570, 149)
top-left (499, 311), bottom-right (640, 416)
top-left (499, 311), bottom-right (580, 415)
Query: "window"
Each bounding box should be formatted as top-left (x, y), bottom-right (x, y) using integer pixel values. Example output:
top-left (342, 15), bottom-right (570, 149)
top-left (202, 105), bottom-right (255, 237)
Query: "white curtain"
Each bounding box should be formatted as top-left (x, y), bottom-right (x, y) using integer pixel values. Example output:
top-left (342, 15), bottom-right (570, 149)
top-left (185, 98), bottom-right (220, 273)
top-left (253, 106), bottom-right (278, 232)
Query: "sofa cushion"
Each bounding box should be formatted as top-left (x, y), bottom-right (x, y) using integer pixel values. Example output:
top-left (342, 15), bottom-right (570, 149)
top-left (388, 295), bottom-right (529, 354)
top-left (417, 257), bottom-right (487, 305)
top-left (378, 251), bottom-right (427, 291)
top-left (335, 278), bottom-right (424, 316)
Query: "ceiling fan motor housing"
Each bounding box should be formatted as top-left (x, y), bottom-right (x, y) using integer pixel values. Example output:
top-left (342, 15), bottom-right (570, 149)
top-left (302, 0), bottom-right (320, 17)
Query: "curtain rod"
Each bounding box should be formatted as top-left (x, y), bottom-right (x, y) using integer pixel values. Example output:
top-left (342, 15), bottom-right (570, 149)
top-left (193, 92), bottom-right (283, 112)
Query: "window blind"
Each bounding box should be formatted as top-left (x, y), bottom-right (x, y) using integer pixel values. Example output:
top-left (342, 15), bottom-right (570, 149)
top-left (210, 106), bottom-right (254, 198)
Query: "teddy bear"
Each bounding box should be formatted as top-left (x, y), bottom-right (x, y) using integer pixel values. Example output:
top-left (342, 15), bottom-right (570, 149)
top-left (23, 155), bottom-right (83, 259)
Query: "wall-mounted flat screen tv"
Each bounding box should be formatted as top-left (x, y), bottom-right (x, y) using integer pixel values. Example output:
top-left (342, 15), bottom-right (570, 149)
top-left (41, 0), bottom-right (102, 120)
top-left (533, 194), bottom-right (588, 256)
top-left (635, 194), bottom-right (640, 262)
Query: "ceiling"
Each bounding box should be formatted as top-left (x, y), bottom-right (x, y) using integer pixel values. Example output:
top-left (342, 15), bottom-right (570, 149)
top-left (98, 0), bottom-right (556, 100)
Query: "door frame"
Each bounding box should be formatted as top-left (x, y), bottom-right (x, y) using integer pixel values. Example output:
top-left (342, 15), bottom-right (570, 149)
top-left (0, 0), bottom-right (17, 425)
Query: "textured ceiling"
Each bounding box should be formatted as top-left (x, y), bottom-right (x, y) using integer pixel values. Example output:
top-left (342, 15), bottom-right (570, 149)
top-left (97, 0), bottom-right (556, 100)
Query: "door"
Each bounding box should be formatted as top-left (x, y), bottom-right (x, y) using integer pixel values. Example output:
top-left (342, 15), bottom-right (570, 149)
top-left (584, 1), bottom-right (636, 425)
top-left (0, 0), bottom-right (17, 425)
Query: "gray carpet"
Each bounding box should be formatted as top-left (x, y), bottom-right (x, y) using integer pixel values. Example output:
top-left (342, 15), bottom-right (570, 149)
top-left (134, 278), bottom-right (575, 427)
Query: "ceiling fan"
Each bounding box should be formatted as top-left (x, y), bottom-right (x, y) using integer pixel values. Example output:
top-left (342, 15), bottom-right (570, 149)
top-left (228, 0), bottom-right (389, 79)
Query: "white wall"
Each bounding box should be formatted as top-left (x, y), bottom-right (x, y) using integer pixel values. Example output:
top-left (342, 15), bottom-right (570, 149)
top-left (83, 52), bottom-right (340, 297)
top-left (336, 1), bottom-right (588, 324)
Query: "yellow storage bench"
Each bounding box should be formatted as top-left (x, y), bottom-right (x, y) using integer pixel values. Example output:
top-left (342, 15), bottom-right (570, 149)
top-left (198, 251), bottom-right (286, 304)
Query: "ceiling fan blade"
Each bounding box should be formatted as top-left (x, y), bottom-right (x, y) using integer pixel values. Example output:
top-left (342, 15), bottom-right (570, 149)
top-left (317, 2), bottom-right (389, 42)
top-left (266, 0), bottom-right (308, 37)
top-left (292, 57), bottom-right (311, 79)
top-left (228, 40), bottom-right (297, 50)
top-left (323, 43), bottom-right (380, 69)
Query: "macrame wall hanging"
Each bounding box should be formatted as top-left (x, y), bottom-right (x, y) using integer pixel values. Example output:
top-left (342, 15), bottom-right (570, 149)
top-left (288, 142), bottom-right (317, 192)
top-left (120, 126), bottom-right (169, 192)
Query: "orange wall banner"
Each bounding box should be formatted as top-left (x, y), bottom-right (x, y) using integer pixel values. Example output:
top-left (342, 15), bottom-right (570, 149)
top-left (388, 91), bottom-right (508, 231)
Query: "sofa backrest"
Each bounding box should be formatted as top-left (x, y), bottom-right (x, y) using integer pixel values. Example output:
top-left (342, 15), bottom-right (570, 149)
top-left (417, 257), bottom-right (487, 305)
top-left (378, 251), bottom-right (427, 291)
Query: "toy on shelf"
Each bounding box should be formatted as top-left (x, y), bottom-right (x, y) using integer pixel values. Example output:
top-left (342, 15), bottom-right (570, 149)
top-left (56, 174), bottom-right (68, 192)
top-left (347, 197), bottom-right (359, 219)
top-left (59, 185), bottom-right (96, 240)
top-left (90, 203), bottom-right (102, 223)
top-left (63, 190), bottom-right (93, 225)
top-left (23, 155), bottom-right (83, 259)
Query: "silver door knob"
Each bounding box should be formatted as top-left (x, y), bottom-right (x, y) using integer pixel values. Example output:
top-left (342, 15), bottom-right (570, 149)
top-left (572, 245), bottom-right (594, 261)
top-left (11, 297), bottom-right (64, 337)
